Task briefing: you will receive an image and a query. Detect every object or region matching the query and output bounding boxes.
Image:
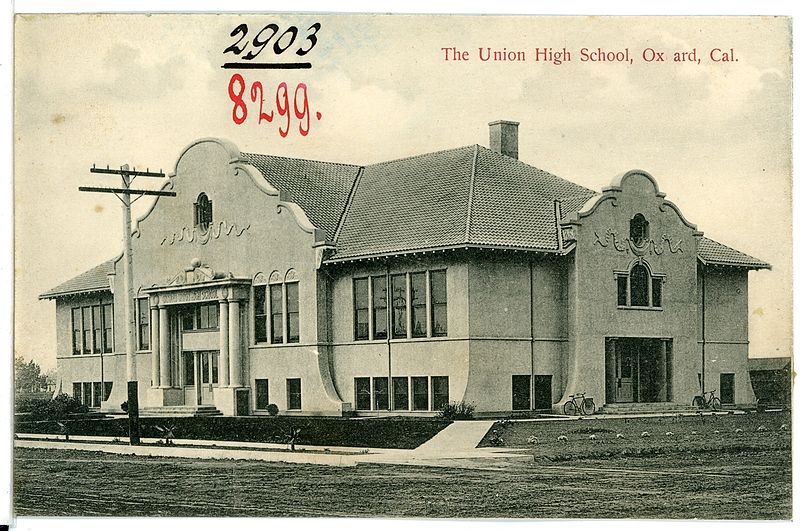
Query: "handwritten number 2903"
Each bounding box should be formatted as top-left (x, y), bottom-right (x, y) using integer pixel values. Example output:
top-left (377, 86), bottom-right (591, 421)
top-left (228, 74), bottom-right (313, 137)
top-left (224, 22), bottom-right (321, 59)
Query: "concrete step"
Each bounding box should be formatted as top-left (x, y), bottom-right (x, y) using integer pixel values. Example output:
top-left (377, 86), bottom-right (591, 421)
top-left (599, 402), bottom-right (697, 414)
top-left (141, 405), bottom-right (223, 417)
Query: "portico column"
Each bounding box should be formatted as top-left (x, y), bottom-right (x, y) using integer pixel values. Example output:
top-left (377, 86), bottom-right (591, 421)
top-left (158, 307), bottom-right (170, 387)
top-left (194, 351), bottom-right (202, 405)
top-left (228, 299), bottom-right (242, 387)
top-left (150, 305), bottom-right (160, 388)
top-left (219, 299), bottom-right (230, 387)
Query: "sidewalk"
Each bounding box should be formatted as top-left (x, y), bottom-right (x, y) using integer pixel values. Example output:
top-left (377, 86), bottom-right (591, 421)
top-left (15, 420), bottom-right (514, 468)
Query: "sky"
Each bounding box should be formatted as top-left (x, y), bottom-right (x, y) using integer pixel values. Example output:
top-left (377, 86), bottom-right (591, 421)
top-left (13, 14), bottom-right (792, 371)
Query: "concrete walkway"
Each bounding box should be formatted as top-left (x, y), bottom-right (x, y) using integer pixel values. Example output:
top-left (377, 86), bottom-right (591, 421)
top-left (15, 420), bottom-right (508, 468)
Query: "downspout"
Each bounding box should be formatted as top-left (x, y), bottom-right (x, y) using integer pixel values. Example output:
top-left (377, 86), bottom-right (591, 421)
top-left (529, 258), bottom-right (535, 411)
top-left (386, 262), bottom-right (392, 410)
top-left (701, 265), bottom-right (706, 395)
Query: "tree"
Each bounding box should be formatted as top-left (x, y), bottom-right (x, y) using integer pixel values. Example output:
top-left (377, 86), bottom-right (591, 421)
top-left (15, 356), bottom-right (48, 394)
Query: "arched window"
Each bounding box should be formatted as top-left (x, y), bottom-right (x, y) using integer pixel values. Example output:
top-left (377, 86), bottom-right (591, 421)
top-left (194, 193), bottom-right (213, 231)
top-left (630, 214), bottom-right (649, 246)
top-left (630, 264), bottom-right (649, 306)
top-left (616, 261), bottom-right (664, 309)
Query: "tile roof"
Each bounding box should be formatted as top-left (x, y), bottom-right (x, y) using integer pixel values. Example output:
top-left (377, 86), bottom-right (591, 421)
top-left (748, 356), bottom-right (791, 371)
top-left (40, 259), bottom-right (116, 299)
top-left (241, 153), bottom-right (361, 242)
top-left (331, 145), bottom-right (596, 260)
top-left (698, 237), bottom-right (770, 269)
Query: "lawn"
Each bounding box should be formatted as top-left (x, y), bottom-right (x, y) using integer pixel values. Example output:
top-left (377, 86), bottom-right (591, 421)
top-left (14, 444), bottom-right (791, 519)
top-left (478, 410), bottom-right (792, 461)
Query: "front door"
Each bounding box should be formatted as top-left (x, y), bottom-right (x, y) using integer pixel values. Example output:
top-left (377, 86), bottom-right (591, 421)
top-left (616, 349), bottom-right (634, 402)
top-left (199, 351), bottom-right (219, 406)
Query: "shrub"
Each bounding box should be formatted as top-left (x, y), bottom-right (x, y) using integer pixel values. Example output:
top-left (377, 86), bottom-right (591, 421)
top-left (266, 403), bottom-right (279, 416)
top-left (438, 400), bottom-right (476, 420)
top-left (16, 393), bottom-right (88, 421)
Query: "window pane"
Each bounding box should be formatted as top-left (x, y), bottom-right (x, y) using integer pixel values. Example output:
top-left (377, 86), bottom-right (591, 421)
top-left (630, 265), bottom-right (649, 307)
top-left (412, 376), bottom-right (429, 411)
top-left (652, 278), bottom-right (662, 308)
top-left (355, 377), bottom-right (371, 410)
top-left (103, 382), bottom-right (113, 401)
top-left (92, 306), bottom-right (102, 352)
top-left (103, 304), bottom-right (113, 353)
top-left (72, 308), bottom-right (82, 355)
top-left (287, 378), bottom-right (302, 410)
top-left (354, 278), bottom-right (370, 340)
top-left (287, 283), bottom-right (300, 343)
top-left (92, 382), bottom-right (102, 408)
top-left (73, 382), bottom-right (82, 400)
top-left (83, 382), bottom-right (92, 406)
top-left (137, 300), bottom-right (149, 350)
top-left (181, 308), bottom-right (195, 331)
top-left (373, 377), bottom-right (389, 410)
top-left (201, 352), bottom-right (210, 384)
top-left (270, 285), bottom-right (283, 343)
top-left (256, 379), bottom-right (269, 409)
top-left (410, 272), bottom-right (427, 337)
top-left (432, 376), bottom-right (449, 410)
top-left (392, 377), bottom-right (409, 410)
top-left (391, 274), bottom-right (407, 338)
top-left (82, 307), bottom-right (92, 353)
top-left (430, 271), bottom-right (447, 336)
top-left (211, 352), bottom-right (219, 384)
top-left (372, 277), bottom-right (387, 339)
top-left (254, 286), bottom-right (268, 343)
top-left (184, 353), bottom-right (195, 385)
top-left (617, 276), bottom-right (628, 306)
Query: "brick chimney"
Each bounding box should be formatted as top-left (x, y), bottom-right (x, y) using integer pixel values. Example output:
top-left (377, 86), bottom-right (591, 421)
top-left (488, 120), bottom-right (519, 159)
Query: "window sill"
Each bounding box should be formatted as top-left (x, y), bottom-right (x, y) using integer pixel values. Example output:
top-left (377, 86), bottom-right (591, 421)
top-left (182, 328), bottom-right (220, 334)
top-left (617, 306), bottom-right (663, 312)
top-left (352, 336), bottom-right (450, 344)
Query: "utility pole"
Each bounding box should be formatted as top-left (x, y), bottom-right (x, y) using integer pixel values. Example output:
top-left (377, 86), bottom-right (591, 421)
top-left (80, 164), bottom-right (176, 445)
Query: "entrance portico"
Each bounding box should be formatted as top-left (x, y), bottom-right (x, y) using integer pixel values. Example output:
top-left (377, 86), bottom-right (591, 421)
top-left (142, 261), bottom-right (251, 416)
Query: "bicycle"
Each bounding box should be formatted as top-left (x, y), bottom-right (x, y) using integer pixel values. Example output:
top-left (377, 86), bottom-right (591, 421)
top-left (563, 393), bottom-right (596, 416)
top-left (692, 389), bottom-right (722, 411)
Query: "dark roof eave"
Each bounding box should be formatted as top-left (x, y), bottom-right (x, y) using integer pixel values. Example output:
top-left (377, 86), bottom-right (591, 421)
top-left (39, 287), bottom-right (112, 300)
top-left (698, 256), bottom-right (771, 270)
top-left (323, 243), bottom-right (563, 264)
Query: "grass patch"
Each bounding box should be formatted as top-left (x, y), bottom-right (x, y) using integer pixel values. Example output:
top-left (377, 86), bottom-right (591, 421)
top-left (15, 415), bottom-right (451, 449)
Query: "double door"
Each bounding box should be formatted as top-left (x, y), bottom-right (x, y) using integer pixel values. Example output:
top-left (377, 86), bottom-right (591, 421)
top-left (183, 350), bottom-right (219, 405)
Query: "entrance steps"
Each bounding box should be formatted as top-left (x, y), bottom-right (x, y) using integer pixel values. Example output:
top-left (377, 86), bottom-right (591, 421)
top-left (599, 402), bottom-right (696, 415)
top-left (140, 405), bottom-right (223, 417)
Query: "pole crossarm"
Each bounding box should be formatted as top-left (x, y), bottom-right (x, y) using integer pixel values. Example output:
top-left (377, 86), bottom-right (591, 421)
top-left (78, 186), bottom-right (176, 197)
top-left (90, 167), bottom-right (165, 178)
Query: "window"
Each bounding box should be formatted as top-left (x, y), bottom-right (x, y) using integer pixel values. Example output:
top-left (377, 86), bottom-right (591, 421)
top-left (137, 298), bottom-right (150, 350)
top-left (355, 377), bottom-right (371, 410)
top-left (512, 375), bottom-right (531, 410)
top-left (254, 286), bottom-right (268, 343)
top-left (616, 262), bottom-right (664, 309)
top-left (392, 377), bottom-right (409, 410)
top-left (410, 272), bottom-right (427, 337)
top-left (287, 378), bottom-right (302, 410)
top-left (430, 270), bottom-right (448, 336)
top-left (286, 282), bottom-right (300, 343)
top-left (432, 376), bottom-right (449, 410)
top-left (194, 192), bottom-right (213, 231)
top-left (391, 274), bottom-right (407, 339)
top-left (630, 214), bottom-right (649, 246)
top-left (92, 382), bottom-right (102, 408)
top-left (72, 308), bottom-right (82, 355)
top-left (373, 377), bottom-right (389, 410)
top-left (255, 379), bottom-right (270, 409)
top-left (181, 303), bottom-right (219, 331)
top-left (73, 382), bottom-right (81, 400)
top-left (354, 270), bottom-right (447, 341)
top-left (372, 276), bottom-right (388, 340)
top-left (412, 376), bottom-right (429, 411)
top-left (354, 278), bottom-right (369, 340)
top-left (72, 381), bottom-right (108, 407)
top-left (270, 284), bottom-right (283, 343)
top-left (104, 382), bottom-right (113, 402)
top-left (71, 302), bottom-right (114, 355)
top-left (183, 352), bottom-right (195, 385)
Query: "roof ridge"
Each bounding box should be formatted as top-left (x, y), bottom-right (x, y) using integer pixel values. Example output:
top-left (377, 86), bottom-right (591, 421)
top-left (464, 144), bottom-right (479, 243)
top-left (241, 151), bottom-right (361, 169)
top-left (333, 165), bottom-right (365, 243)
top-left (364, 145), bottom-right (476, 168)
